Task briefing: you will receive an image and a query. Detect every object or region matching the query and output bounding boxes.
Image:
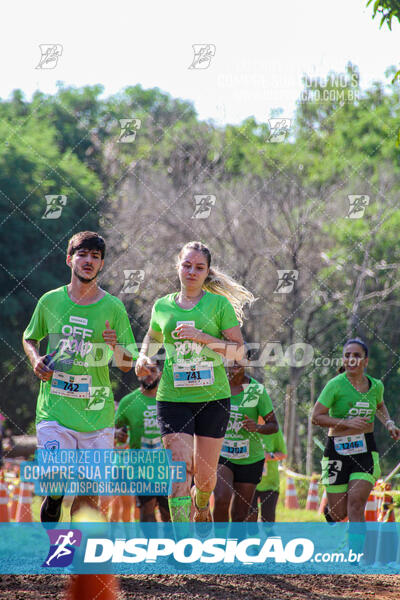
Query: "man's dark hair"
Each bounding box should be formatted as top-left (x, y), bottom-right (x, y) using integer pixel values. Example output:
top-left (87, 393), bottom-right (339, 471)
top-left (67, 231), bottom-right (106, 259)
top-left (149, 357), bottom-right (163, 371)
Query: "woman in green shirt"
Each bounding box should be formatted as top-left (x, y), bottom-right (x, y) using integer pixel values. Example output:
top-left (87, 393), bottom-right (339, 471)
top-left (213, 353), bottom-right (279, 522)
top-left (136, 241), bottom-right (254, 523)
top-left (312, 338), bottom-right (400, 523)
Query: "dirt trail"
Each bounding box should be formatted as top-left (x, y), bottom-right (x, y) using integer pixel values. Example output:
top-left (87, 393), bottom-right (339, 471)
top-left (1, 574), bottom-right (399, 600)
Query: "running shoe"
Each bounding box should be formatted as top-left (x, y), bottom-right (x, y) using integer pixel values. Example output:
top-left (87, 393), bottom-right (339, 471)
top-left (40, 495), bottom-right (63, 522)
top-left (191, 486), bottom-right (212, 523)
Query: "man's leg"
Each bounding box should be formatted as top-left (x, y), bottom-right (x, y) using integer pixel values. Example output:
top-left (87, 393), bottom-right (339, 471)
top-left (71, 426), bottom-right (114, 521)
top-left (157, 495), bottom-right (172, 522)
top-left (36, 421), bottom-right (76, 523)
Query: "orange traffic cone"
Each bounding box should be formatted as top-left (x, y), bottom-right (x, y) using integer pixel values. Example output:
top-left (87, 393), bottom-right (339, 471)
top-left (15, 482), bottom-right (33, 522)
top-left (10, 481), bottom-right (20, 521)
top-left (318, 489), bottom-right (328, 514)
top-left (365, 490), bottom-right (378, 522)
top-left (65, 574), bottom-right (119, 600)
top-left (0, 472), bottom-right (9, 522)
top-left (305, 476), bottom-right (319, 511)
top-left (284, 476), bottom-right (299, 509)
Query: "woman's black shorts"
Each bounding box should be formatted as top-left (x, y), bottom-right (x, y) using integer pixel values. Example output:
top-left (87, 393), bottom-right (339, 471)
top-left (157, 398), bottom-right (230, 438)
top-left (321, 432), bottom-right (381, 492)
top-left (218, 457), bottom-right (265, 484)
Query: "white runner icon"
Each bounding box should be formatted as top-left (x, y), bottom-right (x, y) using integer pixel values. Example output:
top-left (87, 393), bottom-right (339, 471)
top-left (46, 531), bottom-right (77, 566)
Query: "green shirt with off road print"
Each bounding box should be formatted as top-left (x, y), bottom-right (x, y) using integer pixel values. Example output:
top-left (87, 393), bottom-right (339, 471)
top-left (23, 286), bottom-right (138, 432)
top-left (115, 388), bottom-right (162, 450)
top-left (221, 377), bottom-right (273, 466)
top-left (317, 372), bottom-right (383, 422)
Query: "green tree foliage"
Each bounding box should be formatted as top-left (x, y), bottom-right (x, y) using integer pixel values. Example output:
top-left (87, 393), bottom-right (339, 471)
top-left (367, 0), bottom-right (400, 29)
top-left (1, 76), bottom-right (400, 477)
top-left (0, 91), bottom-right (102, 431)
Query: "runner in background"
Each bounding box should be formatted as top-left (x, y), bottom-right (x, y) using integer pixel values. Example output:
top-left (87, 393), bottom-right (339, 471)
top-left (312, 338), bottom-right (400, 523)
top-left (115, 359), bottom-right (170, 522)
top-left (136, 241), bottom-right (253, 523)
top-left (22, 231), bottom-right (138, 522)
top-left (248, 428), bottom-right (287, 522)
top-left (213, 351), bottom-right (278, 522)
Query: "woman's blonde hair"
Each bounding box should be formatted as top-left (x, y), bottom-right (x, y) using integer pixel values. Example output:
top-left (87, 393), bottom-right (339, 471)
top-left (177, 241), bottom-right (255, 325)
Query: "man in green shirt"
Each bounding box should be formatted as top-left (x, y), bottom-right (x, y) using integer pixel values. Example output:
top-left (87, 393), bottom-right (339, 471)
top-left (23, 231), bottom-right (138, 523)
top-left (213, 356), bottom-right (279, 522)
top-left (115, 359), bottom-right (170, 522)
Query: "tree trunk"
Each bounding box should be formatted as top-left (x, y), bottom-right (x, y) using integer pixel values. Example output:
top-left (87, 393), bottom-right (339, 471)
top-left (306, 374), bottom-right (314, 476)
top-left (284, 384), bottom-right (297, 467)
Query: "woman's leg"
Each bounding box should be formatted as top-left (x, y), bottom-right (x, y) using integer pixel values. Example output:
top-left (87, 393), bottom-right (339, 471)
top-left (252, 490), bottom-right (279, 522)
top-left (347, 479), bottom-right (373, 521)
top-left (194, 435), bottom-right (224, 493)
top-left (326, 491), bottom-right (348, 521)
top-left (231, 482), bottom-right (257, 522)
top-left (191, 435), bottom-right (225, 520)
top-left (213, 463), bottom-right (234, 522)
top-left (162, 432), bottom-right (194, 521)
top-left (163, 432), bottom-right (194, 495)
top-left (346, 479), bottom-right (373, 558)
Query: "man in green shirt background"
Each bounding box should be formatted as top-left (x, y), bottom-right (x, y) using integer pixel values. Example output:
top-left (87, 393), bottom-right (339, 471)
top-left (213, 355), bottom-right (279, 522)
top-left (23, 231), bottom-right (138, 523)
top-left (115, 358), bottom-right (170, 522)
top-left (250, 429), bottom-right (287, 522)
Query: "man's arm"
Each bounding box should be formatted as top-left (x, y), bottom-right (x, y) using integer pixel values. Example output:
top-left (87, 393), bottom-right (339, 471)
top-left (22, 338), bottom-right (53, 381)
top-left (102, 320), bottom-right (133, 373)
